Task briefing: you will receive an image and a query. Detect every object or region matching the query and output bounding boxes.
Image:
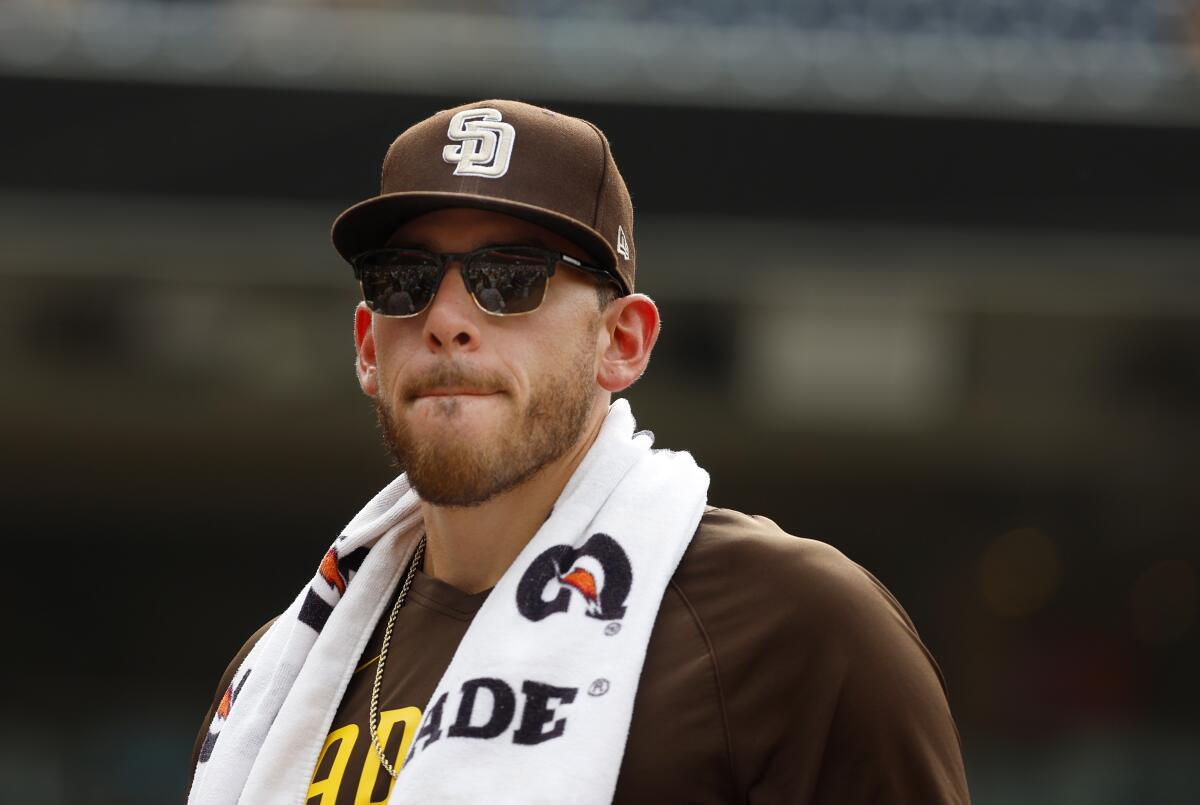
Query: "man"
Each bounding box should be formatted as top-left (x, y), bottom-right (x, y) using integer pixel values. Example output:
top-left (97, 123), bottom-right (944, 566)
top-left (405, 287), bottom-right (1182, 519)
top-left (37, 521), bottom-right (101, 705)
top-left (189, 100), bottom-right (970, 804)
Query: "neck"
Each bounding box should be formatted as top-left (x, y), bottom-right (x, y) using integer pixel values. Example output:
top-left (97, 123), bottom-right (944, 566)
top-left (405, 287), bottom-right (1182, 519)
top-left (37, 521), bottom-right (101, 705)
top-left (418, 405), bottom-right (608, 595)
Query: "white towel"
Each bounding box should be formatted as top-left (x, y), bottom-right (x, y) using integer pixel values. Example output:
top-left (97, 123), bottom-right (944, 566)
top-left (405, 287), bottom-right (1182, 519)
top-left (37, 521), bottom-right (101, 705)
top-left (188, 398), bottom-right (709, 805)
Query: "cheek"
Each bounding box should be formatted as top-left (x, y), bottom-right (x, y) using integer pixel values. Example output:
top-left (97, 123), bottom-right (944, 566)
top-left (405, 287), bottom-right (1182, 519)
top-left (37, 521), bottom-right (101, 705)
top-left (524, 315), bottom-right (600, 383)
top-left (372, 324), bottom-right (422, 398)
top-left (495, 342), bottom-right (534, 399)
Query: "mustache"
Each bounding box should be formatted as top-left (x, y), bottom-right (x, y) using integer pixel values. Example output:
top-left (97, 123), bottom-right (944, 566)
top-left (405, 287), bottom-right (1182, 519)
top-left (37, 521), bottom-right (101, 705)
top-left (400, 363), bottom-right (508, 399)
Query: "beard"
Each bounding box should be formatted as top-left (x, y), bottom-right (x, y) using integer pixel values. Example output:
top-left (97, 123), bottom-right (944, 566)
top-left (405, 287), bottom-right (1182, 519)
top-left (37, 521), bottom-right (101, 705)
top-left (374, 331), bottom-right (599, 507)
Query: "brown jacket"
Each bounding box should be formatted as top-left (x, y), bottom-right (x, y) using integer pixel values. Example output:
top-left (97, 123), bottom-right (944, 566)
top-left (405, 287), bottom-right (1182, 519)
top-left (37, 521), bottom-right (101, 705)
top-left (192, 507), bottom-right (970, 803)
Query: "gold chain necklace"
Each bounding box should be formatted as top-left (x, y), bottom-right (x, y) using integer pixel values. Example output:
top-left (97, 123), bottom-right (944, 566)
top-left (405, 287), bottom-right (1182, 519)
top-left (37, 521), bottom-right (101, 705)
top-left (368, 533), bottom-right (426, 780)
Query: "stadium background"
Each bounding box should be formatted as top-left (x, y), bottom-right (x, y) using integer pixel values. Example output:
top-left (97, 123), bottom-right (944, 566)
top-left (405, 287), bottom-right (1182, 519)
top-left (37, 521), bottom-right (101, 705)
top-left (1, 1), bottom-right (1198, 802)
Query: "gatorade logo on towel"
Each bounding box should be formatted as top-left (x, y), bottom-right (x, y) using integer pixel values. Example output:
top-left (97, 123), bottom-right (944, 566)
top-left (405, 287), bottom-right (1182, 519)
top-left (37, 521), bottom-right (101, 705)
top-left (406, 677), bottom-right (580, 763)
top-left (515, 533), bottom-right (633, 622)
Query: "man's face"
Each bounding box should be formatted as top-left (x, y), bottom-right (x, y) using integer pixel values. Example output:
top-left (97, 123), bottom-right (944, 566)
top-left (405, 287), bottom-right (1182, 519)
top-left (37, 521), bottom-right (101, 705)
top-left (358, 208), bottom-right (606, 507)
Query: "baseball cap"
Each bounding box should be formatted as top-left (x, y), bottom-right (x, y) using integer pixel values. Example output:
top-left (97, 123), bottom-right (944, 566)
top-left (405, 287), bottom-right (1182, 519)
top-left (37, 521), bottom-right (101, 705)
top-left (331, 99), bottom-right (636, 295)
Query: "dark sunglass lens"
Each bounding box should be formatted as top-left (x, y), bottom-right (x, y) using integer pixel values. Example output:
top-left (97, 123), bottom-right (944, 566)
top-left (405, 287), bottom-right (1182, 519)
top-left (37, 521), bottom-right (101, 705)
top-left (357, 252), bottom-right (441, 316)
top-left (465, 250), bottom-right (549, 314)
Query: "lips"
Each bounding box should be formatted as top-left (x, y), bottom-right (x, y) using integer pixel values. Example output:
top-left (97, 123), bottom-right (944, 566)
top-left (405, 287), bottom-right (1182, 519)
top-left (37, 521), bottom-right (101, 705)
top-left (401, 363), bottom-right (509, 402)
top-left (415, 388), bottom-right (497, 397)
top-left (410, 388), bottom-right (502, 406)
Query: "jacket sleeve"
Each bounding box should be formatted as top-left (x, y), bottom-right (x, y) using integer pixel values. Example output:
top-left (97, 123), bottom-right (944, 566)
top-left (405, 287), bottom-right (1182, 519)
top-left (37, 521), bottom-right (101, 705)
top-left (691, 511), bottom-right (970, 804)
top-left (186, 619), bottom-right (276, 793)
top-left (801, 565), bottom-right (971, 804)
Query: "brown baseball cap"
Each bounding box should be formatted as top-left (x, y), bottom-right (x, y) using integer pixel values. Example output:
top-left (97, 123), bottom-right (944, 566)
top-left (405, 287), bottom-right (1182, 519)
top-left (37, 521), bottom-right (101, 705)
top-left (331, 99), bottom-right (636, 294)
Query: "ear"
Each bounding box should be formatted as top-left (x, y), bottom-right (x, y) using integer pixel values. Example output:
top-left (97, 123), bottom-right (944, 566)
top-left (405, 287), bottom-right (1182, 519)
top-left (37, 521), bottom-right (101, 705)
top-left (597, 294), bottom-right (660, 393)
top-left (354, 302), bottom-right (379, 397)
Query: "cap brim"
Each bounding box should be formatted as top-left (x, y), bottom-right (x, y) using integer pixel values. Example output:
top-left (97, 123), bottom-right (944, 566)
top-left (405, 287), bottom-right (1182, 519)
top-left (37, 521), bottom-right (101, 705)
top-left (331, 191), bottom-right (628, 295)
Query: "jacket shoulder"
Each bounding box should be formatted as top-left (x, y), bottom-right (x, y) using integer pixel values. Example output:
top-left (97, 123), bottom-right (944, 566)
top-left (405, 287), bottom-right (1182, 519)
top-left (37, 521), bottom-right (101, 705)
top-left (671, 507), bottom-right (968, 804)
top-left (679, 506), bottom-right (934, 670)
top-left (681, 506), bottom-right (906, 626)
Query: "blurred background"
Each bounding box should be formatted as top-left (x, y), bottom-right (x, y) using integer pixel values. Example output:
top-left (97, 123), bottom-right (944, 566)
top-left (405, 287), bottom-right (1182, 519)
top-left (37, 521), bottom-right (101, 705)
top-left (2, 0), bottom-right (1199, 802)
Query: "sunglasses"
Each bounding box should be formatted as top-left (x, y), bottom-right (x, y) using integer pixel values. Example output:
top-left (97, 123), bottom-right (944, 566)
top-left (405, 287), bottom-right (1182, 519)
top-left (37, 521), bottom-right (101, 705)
top-left (351, 245), bottom-right (621, 318)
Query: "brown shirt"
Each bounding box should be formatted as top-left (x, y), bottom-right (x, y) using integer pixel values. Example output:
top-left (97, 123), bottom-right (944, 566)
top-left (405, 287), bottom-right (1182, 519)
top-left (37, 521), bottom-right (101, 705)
top-left (192, 507), bottom-right (970, 804)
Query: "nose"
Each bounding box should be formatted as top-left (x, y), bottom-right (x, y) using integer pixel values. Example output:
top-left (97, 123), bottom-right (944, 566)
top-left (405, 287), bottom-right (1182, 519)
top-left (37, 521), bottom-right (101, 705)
top-left (422, 263), bottom-right (481, 353)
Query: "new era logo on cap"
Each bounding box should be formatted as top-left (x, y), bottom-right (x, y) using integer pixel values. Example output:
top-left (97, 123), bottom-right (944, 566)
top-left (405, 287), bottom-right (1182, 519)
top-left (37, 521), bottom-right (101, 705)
top-left (616, 225), bottom-right (630, 261)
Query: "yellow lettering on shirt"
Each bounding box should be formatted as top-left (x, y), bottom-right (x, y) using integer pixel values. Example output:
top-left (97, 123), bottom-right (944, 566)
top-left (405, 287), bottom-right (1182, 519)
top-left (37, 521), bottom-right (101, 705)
top-left (307, 724), bottom-right (359, 804)
top-left (355, 706), bottom-right (422, 805)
